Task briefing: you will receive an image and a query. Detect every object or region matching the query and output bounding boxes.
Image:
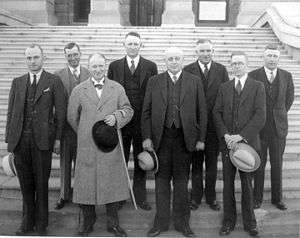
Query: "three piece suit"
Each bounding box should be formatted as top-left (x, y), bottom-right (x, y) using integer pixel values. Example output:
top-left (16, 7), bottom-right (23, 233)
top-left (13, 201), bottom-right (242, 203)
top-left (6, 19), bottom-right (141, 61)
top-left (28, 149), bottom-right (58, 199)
top-left (108, 56), bottom-right (157, 204)
top-left (184, 61), bottom-right (229, 204)
top-left (141, 71), bottom-right (207, 229)
top-left (5, 70), bottom-right (66, 231)
top-left (213, 76), bottom-right (266, 230)
top-left (55, 66), bottom-right (90, 201)
top-left (249, 67), bottom-right (294, 204)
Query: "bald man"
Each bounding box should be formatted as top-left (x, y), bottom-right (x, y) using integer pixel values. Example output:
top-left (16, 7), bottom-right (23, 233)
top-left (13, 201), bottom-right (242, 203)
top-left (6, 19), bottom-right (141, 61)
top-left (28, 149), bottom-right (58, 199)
top-left (142, 47), bottom-right (207, 237)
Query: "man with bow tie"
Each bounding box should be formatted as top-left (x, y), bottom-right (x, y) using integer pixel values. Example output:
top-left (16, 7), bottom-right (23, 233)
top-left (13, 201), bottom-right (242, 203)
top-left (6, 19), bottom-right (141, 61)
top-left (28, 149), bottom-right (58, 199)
top-left (5, 44), bottom-right (66, 235)
top-left (184, 39), bottom-right (229, 211)
top-left (54, 42), bottom-right (90, 210)
top-left (142, 47), bottom-right (207, 237)
top-left (249, 44), bottom-right (294, 211)
top-left (68, 53), bottom-right (133, 236)
top-left (213, 51), bottom-right (266, 237)
top-left (108, 31), bottom-right (157, 211)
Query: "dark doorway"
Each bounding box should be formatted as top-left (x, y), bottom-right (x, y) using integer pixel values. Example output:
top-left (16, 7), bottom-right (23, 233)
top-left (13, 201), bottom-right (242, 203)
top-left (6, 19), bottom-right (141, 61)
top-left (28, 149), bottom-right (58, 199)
top-left (130, 0), bottom-right (164, 26)
top-left (73, 0), bottom-right (90, 23)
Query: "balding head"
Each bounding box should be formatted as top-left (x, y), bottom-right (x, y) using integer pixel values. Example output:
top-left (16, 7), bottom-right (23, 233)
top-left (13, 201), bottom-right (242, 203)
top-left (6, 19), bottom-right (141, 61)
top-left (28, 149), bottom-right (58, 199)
top-left (88, 53), bottom-right (106, 81)
top-left (164, 47), bottom-right (184, 75)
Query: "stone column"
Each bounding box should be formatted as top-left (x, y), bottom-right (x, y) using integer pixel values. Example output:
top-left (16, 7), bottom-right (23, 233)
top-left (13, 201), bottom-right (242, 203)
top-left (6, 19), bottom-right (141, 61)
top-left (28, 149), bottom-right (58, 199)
top-left (88, 0), bottom-right (121, 25)
top-left (0, 0), bottom-right (57, 25)
top-left (162, 0), bottom-right (194, 25)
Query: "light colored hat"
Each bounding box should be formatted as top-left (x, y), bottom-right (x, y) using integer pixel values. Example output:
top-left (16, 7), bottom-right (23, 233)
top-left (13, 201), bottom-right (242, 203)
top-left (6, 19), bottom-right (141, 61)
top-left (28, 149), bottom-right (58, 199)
top-left (2, 153), bottom-right (17, 177)
top-left (137, 150), bottom-right (158, 173)
top-left (229, 143), bottom-right (260, 172)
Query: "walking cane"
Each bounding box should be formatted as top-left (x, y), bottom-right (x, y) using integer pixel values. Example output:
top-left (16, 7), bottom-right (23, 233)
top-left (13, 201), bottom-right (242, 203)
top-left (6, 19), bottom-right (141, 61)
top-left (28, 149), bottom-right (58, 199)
top-left (117, 129), bottom-right (138, 210)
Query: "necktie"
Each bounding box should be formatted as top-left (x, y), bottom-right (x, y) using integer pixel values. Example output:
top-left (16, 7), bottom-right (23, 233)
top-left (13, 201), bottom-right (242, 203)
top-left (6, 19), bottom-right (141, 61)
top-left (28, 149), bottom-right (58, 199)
top-left (130, 60), bottom-right (135, 74)
top-left (73, 68), bottom-right (79, 81)
top-left (269, 71), bottom-right (274, 83)
top-left (32, 74), bottom-right (37, 95)
top-left (236, 79), bottom-right (242, 95)
top-left (172, 75), bottom-right (177, 84)
top-left (203, 64), bottom-right (209, 79)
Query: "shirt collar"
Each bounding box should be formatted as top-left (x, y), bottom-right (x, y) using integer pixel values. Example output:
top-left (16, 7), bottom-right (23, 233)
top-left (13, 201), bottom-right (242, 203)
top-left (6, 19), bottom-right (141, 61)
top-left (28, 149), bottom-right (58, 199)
top-left (126, 55), bottom-right (140, 68)
top-left (68, 65), bottom-right (81, 76)
top-left (29, 69), bottom-right (43, 84)
top-left (167, 70), bottom-right (182, 80)
top-left (91, 76), bottom-right (105, 87)
top-left (198, 60), bottom-right (212, 72)
top-left (234, 73), bottom-right (248, 89)
top-left (264, 66), bottom-right (277, 78)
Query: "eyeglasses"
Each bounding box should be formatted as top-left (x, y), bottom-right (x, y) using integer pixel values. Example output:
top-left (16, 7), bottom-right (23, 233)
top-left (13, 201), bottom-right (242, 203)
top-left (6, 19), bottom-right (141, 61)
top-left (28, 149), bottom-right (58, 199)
top-left (231, 62), bottom-right (245, 66)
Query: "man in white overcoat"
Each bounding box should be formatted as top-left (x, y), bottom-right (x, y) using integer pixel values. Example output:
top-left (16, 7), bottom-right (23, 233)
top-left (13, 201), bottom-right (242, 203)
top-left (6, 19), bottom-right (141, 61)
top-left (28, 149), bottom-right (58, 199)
top-left (68, 53), bottom-right (134, 237)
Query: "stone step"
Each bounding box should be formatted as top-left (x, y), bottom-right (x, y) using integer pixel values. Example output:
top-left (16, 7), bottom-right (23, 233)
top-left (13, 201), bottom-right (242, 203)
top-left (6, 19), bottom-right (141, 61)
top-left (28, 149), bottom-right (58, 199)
top-left (0, 197), bottom-right (299, 237)
top-left (1, 175), bottom-right (300, 202)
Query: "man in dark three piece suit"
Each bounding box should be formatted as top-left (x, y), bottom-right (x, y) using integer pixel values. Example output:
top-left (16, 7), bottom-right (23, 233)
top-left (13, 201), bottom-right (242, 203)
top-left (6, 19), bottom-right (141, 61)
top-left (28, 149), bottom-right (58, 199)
top-left (5, 44), bottom-right (66, 235)
top-left (108, 31), bottom-right (157, 211)
top-left (54, 42), bottom-right (90, 210)
top-left (184, 39), bottom-right (229, 211)
top-left (142, 47), bottom-right (207, 238)
top-left (249, 44), bottom-right (294, 211)
top-left (213, 51), bottom-right (266, 237)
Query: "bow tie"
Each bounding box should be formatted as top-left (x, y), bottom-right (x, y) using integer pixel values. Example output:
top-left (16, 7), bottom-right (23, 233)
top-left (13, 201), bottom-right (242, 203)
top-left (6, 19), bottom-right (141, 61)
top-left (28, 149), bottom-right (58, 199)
top-left (94, 83), bottom-right (104, 90)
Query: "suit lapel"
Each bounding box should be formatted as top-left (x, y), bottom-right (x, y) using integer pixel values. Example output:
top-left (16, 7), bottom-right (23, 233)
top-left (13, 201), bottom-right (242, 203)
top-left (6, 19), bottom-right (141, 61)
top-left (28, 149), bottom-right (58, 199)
top-left (34, 71), bottom-right (49, 104)
top-left (207, 61), bottom-right (217, 90)
top-left (84, 78), bottom-right (101, 106)
top-left (276, 69), bottom-right (284, 107)
top-left (160, 72), bottom-right (168, 105)
top-left (259, 67), bottom-right (272, 98)
top-left (18, 74), bottom-right (29, 107)
top-left (97, 77), bottom-right (111, 109)
top-left (79, 66), bottom-right (90, 83)
top-left (117, 57), bottom-right (126, 86)
top-left (179, 71), bottom-right (188, 106)
top-left (190, 61), bottom-right (202, 79)
top-left (139, 57), bottom-right (146, 87)
top-left (227, 80), bottom-right (234, 110)
top-left (239, 77), bottom-right (252, 107)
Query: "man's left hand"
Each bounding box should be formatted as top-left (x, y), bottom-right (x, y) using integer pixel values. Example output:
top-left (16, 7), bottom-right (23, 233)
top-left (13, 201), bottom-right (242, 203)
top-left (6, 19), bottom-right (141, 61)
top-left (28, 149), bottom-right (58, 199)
top-left (227, 134), bottom-right (243, 149)
top-left (195, 141), bottom-right (205, 151)
top-left (104, 115), bottom-right (116, 126)
top-left (53, 140), bottom-right (60, 155)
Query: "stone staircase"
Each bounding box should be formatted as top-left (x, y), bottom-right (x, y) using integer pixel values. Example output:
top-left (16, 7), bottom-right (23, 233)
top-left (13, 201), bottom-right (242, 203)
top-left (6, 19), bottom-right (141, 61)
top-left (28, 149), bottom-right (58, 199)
top-left (0, 26), bottom-right (299, 237)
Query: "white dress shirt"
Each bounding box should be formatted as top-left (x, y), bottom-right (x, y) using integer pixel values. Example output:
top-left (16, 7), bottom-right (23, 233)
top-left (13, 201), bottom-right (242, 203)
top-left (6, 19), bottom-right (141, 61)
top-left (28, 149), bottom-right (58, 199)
top-left (126, 55), bottom-right (140, 70)
top-left (198, 61), bottom-right (212, 73)
top-left (234, 73), bottom-right (248, 90)
top-left (29, 70), bottom-right (43, 84)
top-left (91, 77), bottom-right (105, 99)
top-left (68, 65), bottom-right (81, 77)
top-left (264, 66), bottom-right (277, 82)
top-left (168, 70), bottom-right (182, 83)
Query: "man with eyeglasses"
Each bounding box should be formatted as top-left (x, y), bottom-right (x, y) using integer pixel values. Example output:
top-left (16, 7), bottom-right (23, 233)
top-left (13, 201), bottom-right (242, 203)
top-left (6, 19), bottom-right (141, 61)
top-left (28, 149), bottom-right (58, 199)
top-left (54, 42), bottom-right (90, 210)
top-left (184, 39), bottom-right (229, 211)
top-left (213, 51), bottom-right (266, 237)
top-left (249, 44), bottom-right (294, 211)
top-left (142, 47), bottom-right (207, 237)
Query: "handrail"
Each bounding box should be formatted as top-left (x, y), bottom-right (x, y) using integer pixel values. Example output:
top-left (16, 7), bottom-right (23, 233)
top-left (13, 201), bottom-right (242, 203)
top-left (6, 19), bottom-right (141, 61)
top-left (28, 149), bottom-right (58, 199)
top-left (0, 8), bottom-right (33, 26)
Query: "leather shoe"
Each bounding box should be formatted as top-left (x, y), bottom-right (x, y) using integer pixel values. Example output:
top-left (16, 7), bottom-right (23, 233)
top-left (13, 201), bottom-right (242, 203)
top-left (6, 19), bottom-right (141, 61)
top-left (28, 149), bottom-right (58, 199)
top-left (175, 225), bottom-right (196, 238)
top-left (245, 227), bottom-right (259, 237)
top-left (107, 225), bottom-right (127, 237)
top-left (207, 200), bottom-right (221, 211)
top-left (219, 225), bottom-right (234, 236)
top-left (253, 201), bottom-right (261, 209)
top-left (272, 201), bottom-right (287, 210)
top-left (137, 201), bottom-right (152, 211)
top-left (78, 225), bottom-right (93, 236)
top-left (15, 226), bottom-right (34, 236)
top-left (147, 227), bottom-right (168, 237)
top-left (189, 200), bottom-right (200, 211)
top-left (55, 198), bottom-right (68, 210)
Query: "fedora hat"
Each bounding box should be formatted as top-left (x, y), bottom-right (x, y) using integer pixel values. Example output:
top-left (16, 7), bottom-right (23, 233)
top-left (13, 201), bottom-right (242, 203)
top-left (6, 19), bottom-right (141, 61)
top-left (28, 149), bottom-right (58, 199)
top-left (2, 153), bottom-right (17, 177)
top-left (229, 143), bottom-right (260, 172)
top-left (137, 150), bottom-right (158, 173)
top-left (92, 120), bottom-right (119, 153)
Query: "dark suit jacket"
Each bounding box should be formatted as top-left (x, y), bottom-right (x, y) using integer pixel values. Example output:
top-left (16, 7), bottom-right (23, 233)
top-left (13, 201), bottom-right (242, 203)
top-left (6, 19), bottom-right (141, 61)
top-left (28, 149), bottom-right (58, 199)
top-left (213, 76), bottom-right (266, 151)
top-left (249, 67), bottom-right (294, 138)
top-left (141, 71), bottom-right (207, 152)
top-left (5, 70), bottom-right (67, 152)
top-left (55, 65), bottom-right (90, 98)
top-left (107, 56), bottom-right (158, 101)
